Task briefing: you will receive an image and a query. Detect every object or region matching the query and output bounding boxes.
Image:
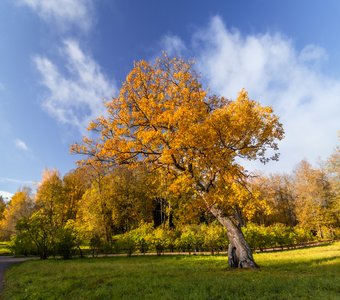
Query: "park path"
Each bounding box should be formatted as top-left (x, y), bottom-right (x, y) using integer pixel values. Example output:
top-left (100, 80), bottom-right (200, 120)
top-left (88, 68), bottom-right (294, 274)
top-left (0, 256), bottom-right (33, 291)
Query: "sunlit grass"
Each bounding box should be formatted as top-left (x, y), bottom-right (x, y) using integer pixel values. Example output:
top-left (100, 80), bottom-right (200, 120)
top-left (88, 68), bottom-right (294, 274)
top-left (2, 242), bottom-right (340, 299)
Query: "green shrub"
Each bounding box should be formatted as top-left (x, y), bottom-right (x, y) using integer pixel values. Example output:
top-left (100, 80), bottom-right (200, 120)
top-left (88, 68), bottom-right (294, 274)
top-left (243, 223), bottom-right (321, 250)
top-left (201, 223), bottom-right (228, 254)
top-left (271, 223), bottom-right (293, 248)
top-left (115, 232), bottom-right (136, 256)
top-left (9, 233), bottom-right (37, 256)
top-left (56, 227), bottom-right (76, 259)
top-left (292, 227), bottom-right (314, 244)
top-left (319, 226), bottom-right (338, 240)
top-left (129, 222), bottom-right (154, 254)
top-left (89, 233), bottom-right (102, 257)
top-left (176, 225), bottom-right (203, 253)
top-left (149, 227), bottom-right (170, 255)
top-left (243, 223), bottom-right (270, 251)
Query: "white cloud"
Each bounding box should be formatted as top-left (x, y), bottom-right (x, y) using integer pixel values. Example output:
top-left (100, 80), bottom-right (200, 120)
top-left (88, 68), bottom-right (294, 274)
top-left (34, 39), bottom-right (115, 132)
top-left (0, 190), bottom-right (13, 201)
top-left (161, 35), bottom-right (187, 56)
top-left (163, 16), bottom-right (340, 173)
top-left (17, 0), bottom-right (94, 31)
top-left (14, 138), bottom-right (29, 151)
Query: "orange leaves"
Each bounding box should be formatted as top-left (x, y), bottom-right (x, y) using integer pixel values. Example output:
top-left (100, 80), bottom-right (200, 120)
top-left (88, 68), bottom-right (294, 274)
top-left (71, 55), bottom-right (284, 217)
top-left (167, 171), bottom-right (195, 196)
top-left (202, 89), bottom-right (284, 163)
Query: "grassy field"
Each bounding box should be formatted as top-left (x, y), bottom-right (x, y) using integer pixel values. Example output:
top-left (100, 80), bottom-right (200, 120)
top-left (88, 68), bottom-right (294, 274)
top-left (2, 242), bottom-right (340, 300)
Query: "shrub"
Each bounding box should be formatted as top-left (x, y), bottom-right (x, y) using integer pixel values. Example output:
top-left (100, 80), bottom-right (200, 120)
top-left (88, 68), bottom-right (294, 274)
top-left (292, 227), bottom-right (313, 244)
top-left (115, 232), bottom-right (136, 256)
top-left (89, 233), bottom-right (102, 257)
top-left (13, 215), bottom-right (52, 259)
top-left (149, 227), bottom-right (170, 255)
top-left (9, 233), bottom-right (37, 256)
top-left (176, 225), bottom-right (203, 254)
top-left (56, 227), bottom-right (76, 259)
top-left (201, 223), bottom-right (228, 254)
top-left (129, 222), bottom-right (154, 254)
top-left (271, 223), bottom-right (293, 248)
top-left (243, 223), bottom-right (270, 251)
top-left (243, 223), bottom-right (321, 250)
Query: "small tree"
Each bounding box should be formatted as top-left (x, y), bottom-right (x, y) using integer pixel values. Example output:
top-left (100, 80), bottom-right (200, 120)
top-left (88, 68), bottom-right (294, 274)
top-left (0, 188), bottom-right (35, 240)
top-left (15, 212), bottom-right (54, 259)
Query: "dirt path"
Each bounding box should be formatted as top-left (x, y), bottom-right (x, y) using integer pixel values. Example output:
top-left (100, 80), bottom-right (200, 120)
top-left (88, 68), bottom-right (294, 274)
top-left (0, 256), bottom-right (33, 291)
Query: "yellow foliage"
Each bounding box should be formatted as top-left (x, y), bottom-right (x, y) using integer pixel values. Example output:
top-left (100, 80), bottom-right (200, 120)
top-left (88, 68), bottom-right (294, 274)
top-left (72, 55), bottom-right (284, 218)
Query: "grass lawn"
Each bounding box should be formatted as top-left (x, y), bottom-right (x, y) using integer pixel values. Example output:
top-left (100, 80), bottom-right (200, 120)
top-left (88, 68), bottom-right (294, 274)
top-left (2, 242), bottom-right (340, 300)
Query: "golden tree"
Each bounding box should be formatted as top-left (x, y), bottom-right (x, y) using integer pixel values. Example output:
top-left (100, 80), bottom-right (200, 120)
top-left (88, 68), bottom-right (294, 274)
top-left (294, 160), bottom-right (338, 239)
top-left (0, 188), bottom-right (34, 240)
top-left (72, 56), bottom-right (284, 268)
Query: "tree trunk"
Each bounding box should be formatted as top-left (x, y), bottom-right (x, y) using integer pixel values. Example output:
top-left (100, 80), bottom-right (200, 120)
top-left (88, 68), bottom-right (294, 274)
top-left (209, 206), bottom-right (258, 269)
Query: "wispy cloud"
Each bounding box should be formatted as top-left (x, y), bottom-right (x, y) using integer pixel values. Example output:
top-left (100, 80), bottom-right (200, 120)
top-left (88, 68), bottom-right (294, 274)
top-left (34, 39), bottom-right (115, 132)
top-left (0, 177), bottom-right (38, 195)
top-left (0, 177), bottom-right (37, 186)
top-left (14, 138), bottom-right (29, 151)
top-left (161, 35), bottom-right (187, 57)
top-left (17, 0), bottom-right (94, 32)
top-left (161, 16), bottom-right (340, 173)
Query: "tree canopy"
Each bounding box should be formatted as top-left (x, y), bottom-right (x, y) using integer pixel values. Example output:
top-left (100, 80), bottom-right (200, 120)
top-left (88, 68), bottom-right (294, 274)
top-left (71, 55), bottom-right (284, 268)
top-left (72, 55), bottom-right (283, 208)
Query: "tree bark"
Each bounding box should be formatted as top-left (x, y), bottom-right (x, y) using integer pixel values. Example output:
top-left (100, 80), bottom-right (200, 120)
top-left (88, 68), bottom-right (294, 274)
top-left (209, 206), bottom-right (259, 269)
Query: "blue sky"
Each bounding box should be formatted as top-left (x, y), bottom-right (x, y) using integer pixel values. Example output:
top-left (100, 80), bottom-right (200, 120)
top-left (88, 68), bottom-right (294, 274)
top-left (1, 0), bottom-right (339, 195)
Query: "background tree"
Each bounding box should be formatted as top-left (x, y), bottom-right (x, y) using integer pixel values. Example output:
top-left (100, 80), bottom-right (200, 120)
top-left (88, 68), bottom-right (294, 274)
top-left (108, 166), bottom-right (156, 231)
top-left (35, 169), bottom-right (65, 223)
top-left (62, 167), bottom-right (90, 221)
top-left (0, 196), bottom-right (6, 221)
top-left (26, 169), bottom-right (89, 258)
top-left (250, 174), bottom-right (296, 226)
top-left (293, 160), bottom-right (336, 239)
top-left (326, 145), bottom-right (340, 231)
top-left (0, 188), bottom-right (34, 240)
top-left (14, 211), bottom-right (53, 259)
top-left (77, 165), bottom-right (157, 244)
top-left (72, 55), bottom-right (284, 269)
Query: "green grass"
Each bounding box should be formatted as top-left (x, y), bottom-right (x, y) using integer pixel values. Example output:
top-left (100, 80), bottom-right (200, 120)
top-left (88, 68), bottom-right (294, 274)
top-left (2, 242), bottom-right (340, 300)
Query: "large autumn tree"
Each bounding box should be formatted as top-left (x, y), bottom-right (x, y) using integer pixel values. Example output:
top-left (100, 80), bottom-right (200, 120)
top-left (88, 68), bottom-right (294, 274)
top-left (72, 55), bottom-right (284, 269)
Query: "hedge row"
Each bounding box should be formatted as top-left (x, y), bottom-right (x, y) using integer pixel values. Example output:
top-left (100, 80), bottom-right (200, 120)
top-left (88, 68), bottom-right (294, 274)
top-left (243, 223), bottom-right (314, 251)
top-left (12, 222), bottom-right (338, 257)
top-left (92, 222), bottom-right (228, 256)
top-left (92, 222), bottom-right (329, 256)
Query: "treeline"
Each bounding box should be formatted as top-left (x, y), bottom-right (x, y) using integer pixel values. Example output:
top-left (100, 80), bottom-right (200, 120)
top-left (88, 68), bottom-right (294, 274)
top-left (0, 149), bottom-right (339, 258)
